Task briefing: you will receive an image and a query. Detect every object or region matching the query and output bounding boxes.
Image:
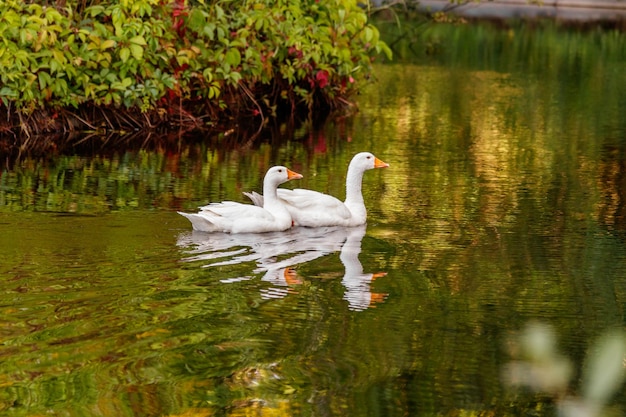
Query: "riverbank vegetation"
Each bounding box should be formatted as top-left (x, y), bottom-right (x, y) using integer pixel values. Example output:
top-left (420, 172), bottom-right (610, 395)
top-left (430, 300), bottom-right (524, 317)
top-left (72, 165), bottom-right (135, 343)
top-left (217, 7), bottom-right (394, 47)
top-left (371, 11), bottom-right (625, 66)
top-left (0, 0), bottom-right (391, 141)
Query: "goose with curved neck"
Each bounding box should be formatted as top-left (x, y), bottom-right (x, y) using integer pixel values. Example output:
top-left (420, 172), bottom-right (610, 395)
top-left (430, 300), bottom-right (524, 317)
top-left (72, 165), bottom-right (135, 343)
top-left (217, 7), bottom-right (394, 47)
top-left (244, 152), bottom-right (389, 227)
top-left (178, 166), bottom-right (302, 233)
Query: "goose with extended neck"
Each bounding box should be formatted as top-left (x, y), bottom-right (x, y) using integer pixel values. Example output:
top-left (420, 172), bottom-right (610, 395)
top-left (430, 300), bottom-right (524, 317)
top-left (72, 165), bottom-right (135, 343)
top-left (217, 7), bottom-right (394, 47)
top-left (244, 152), bottom-right (389, 227)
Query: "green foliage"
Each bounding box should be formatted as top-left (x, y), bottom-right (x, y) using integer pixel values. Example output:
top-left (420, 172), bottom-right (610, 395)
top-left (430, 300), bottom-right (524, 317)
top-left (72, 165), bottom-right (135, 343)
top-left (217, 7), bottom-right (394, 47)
top-left (0, 0), bottom-right (177, 112)
top-left (372, 13), bottom-right (624, 70)
top-left (0, 0), bottom-right (391, 126)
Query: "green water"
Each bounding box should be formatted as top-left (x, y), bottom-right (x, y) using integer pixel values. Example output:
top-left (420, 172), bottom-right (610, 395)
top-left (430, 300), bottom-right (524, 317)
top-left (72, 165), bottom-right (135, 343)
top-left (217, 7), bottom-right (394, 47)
top-left (1, 22), bottom-right (626, 416)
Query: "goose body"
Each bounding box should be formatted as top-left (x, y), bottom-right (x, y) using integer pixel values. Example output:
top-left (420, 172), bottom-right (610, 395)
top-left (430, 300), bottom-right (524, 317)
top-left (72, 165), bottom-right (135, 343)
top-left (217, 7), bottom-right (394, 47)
top-left (178, 166), bottom-right (302, 233)
top-left (244, 152), bottom-right (388, 227)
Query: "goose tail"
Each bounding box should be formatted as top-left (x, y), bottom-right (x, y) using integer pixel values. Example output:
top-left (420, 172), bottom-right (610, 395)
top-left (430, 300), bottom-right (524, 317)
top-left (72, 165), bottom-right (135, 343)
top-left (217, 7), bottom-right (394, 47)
top-left (243, 191), bottom-right (264, 207)
top-left (178, 212), bottom-right (220, 232)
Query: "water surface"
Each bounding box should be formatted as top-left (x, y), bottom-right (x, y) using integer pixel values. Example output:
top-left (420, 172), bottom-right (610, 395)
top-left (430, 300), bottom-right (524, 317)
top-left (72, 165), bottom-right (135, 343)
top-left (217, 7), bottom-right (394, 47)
top-left (1, 22), bottom-right (626, 416)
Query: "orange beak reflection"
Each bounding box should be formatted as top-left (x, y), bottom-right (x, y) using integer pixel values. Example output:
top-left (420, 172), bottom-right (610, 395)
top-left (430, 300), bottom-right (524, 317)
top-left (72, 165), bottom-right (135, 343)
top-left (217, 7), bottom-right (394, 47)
top-left (283, 267), bottom-right (301, 285)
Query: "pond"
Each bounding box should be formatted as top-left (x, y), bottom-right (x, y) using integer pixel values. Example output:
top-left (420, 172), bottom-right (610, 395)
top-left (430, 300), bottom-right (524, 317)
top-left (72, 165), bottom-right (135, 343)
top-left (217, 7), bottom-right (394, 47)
top-left (1, 22), bottom-right (626, 416)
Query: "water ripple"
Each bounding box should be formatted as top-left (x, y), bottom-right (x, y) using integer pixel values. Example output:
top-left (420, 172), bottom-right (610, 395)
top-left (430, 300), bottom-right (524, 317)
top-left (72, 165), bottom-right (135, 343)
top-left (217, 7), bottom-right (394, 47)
top-left (177, 225), bottom-right (388, 310)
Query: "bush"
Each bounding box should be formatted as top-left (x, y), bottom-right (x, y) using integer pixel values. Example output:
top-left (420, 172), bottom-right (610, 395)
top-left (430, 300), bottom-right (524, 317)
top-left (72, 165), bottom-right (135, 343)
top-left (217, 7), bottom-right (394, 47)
top-left (0, 0), bottom-right (391, 137)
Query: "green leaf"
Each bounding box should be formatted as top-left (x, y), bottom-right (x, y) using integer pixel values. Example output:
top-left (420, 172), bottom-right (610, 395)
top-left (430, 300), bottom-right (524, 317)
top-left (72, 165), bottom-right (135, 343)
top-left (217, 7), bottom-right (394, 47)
top-left (187, 9), bottom-right (207, 32)
top-left (228, 71), bottom-right (241, 84)
top-left (52, 50), bottom-right (65, 64)
top-left (215, 5), bottom-right (224, 20)
top-left (111, 7), bottom-right (124, 36)
top-left (363, 27), bottom-right (373, 44)
top-left (204, 23), bottom-right (216, 40)
top-left (255, 18), bottom-right (264, 31)
top-left (88, 5), bottom-right (105, 17)
top-left (38, 72), bottom-right (51, 90)
top-left (1, 10), bottom-right (20, 26)
top-left (225, 49), bottom-right (241, 67)
top-left (101, 39), bottom-right (116, 50)
top-left (129, 36), bottom-right (147, 46)
top-left (54, 78), bottom-right (68, 95)
top-left (208, 85), bottom-right (220, 99)
top-left (130, 44), bottom-right (144, 60)
top-left (119, 47), bottom-right (131, 63)
top-left (202, 68), bottom-right (213, 82)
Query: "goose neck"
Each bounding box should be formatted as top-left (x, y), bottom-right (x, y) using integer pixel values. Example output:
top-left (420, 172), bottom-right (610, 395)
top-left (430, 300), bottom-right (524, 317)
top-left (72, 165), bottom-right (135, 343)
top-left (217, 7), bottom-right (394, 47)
top-left (344, 166), bottom-right (364, 205)
top-left (263, 181), bottom-right (279, 204)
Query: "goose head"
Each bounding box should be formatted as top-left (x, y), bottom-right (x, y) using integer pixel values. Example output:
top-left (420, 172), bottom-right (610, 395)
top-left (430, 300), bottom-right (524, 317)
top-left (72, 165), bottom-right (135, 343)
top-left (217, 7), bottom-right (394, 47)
top-left (264, 166), bottom-right (303, 187)
top-left (349, 152), bottom-right (390, 172)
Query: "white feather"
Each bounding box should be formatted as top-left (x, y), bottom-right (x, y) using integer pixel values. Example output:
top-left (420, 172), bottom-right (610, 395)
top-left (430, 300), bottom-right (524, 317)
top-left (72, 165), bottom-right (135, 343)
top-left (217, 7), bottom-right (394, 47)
top-left (179, 166), bottom-right (302, 233)
top-left (244, 152), bottom-right (388, 227)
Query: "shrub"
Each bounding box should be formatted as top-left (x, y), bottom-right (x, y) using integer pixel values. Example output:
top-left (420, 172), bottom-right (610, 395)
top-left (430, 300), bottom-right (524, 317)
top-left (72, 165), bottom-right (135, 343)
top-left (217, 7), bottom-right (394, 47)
top-left (0, 0), bottom-right (391, 137)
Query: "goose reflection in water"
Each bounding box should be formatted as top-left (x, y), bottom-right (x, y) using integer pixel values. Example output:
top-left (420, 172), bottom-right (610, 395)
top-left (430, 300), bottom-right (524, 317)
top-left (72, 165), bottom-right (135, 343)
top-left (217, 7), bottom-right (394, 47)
top-left (340, 226), bottom-right (388, 311)
top-left (177, 225), bottom-right (387, 310)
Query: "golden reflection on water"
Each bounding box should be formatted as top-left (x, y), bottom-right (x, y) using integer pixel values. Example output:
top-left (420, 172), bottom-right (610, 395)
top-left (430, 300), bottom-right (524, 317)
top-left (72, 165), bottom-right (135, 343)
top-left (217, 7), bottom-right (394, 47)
top-left (356, 62), bottom-right (626, 309)
top-left (367, 66), bottom-right (612, 219)
top-left (1, 37), bottom-right (625, 415)
top-left (597, 149), bottom-right (626, 233)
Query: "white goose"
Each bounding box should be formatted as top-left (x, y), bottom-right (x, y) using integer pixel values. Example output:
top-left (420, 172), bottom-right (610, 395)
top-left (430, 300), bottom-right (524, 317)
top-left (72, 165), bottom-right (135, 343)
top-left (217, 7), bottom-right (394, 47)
top-left (244, 152), bottom-right (389, 227)
top-left (178, 166), bottom-right (302, 233)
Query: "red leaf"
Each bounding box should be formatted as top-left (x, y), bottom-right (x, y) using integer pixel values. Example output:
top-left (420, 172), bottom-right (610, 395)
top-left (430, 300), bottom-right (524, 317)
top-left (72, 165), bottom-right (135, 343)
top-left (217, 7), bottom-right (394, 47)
top-left (315, 70), bottom-right (329, 88)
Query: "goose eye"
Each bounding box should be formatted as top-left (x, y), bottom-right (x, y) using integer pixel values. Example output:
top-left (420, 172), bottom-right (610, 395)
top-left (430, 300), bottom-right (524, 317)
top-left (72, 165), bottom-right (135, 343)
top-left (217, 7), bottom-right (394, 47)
top-left (366, 156), bottom-right (371, 159)
top-left (278, 169), bottom-right (283, 172)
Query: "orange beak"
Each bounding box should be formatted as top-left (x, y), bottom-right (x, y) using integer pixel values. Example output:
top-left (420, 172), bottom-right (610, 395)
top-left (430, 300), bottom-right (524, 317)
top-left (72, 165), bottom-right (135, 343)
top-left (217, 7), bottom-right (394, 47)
top-left (287, 169), bottom-right (303, 180)
top-left (374, 157), bottom-right (389, 169)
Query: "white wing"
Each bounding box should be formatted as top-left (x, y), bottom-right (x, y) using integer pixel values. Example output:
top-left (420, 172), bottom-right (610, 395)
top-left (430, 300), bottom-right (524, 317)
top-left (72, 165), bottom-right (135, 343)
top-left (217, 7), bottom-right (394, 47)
top-left (276, 189), bottom-right (353, 227)
top-left (200, 201), bottom-right (276, 222)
